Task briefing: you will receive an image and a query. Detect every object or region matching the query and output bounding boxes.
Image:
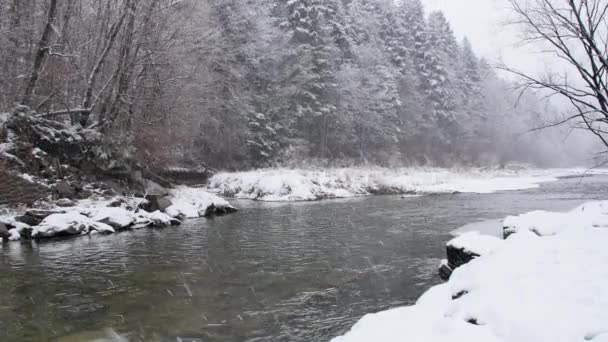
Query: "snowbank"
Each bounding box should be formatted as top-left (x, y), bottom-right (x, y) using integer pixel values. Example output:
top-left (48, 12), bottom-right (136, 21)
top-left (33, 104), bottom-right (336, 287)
top-left (503, 201), bottom-right (608, 237)
top-left (332, 201), bottom-right (608, 342)
top-left (207, 167), bottom-right (589, 201)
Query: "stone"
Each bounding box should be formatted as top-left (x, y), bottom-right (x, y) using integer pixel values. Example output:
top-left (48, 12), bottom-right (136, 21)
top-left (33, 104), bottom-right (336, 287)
top-left (145, 179), bottom-right (170, 197)
top-left (438, 260), bottom-right (453, 281)
top-left (203, 203), bottom-right (238, 217)
top-left (140, 195), bottom-right (173, 213)
top-left (446, 244), bottom-right (480, 270)
top-left (16, 209), bottom-right (66, 226)
top-left (56, 198), bottom-right (76, 207)
top-left (53, 181), bottom-right (76, 199)
top-left (0, 223), bottom-right (9, 239)
top-left (107, 197), bottom-right (128, 208)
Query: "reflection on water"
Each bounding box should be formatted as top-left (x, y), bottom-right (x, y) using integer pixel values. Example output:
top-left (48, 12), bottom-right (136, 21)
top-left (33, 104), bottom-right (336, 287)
top-left (1, 175), bottom-right (607, 342)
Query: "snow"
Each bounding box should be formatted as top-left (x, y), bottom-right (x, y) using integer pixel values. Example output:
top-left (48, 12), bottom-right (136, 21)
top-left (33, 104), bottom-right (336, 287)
top-left (503, 201), bottom-right (608, 237)
top-left (32, 212), bottom-right (115, 238)
top-left (166, 185), bottom-right (235, 218)
top-left (447, 232), bottom-right (503, 256)
top-left (451, 219), bottom-right (504, 238)
top-left (1, 186), bottom-right (234, 241)
top-left (332, 201), bottom-right (608, 342)
top-left (90, 207), bottom-right (136, 229)
top-left (19, 173), bottom-right (36, 183)
top-left (207, 167), bottom-right (594, 201)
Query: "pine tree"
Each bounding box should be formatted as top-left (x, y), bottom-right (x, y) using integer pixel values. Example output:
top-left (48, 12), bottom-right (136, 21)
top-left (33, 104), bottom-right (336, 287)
top-left (275, 0), bottom-right (342, 159)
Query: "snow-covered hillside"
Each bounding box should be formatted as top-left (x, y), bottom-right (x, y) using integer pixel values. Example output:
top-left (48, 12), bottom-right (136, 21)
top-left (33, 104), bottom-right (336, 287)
top-left (207, 167), bottom-right (597, 201)
top-left (331, 201), bottom-right (608, 342)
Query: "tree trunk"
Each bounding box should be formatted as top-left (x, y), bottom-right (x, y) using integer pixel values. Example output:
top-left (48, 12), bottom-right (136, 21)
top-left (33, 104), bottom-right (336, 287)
top-left (80, 0), bottom-right (131, 127)
top-left (22, 0), bottom-right (58, 106)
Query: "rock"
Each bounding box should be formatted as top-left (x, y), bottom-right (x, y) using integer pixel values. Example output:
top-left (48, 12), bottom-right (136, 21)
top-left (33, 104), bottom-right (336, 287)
top-left (438, 259), bottom-right (453, 281)
top-left (140, 194), bottom-right (172, 213)
top-left (145, 179), bottom-right (170, 197)
top-left (32, 212), bottom-right (115, 239)
top-left (446, 244), bottom-right (480, 270)
top-left (0, 223), bottom-right (9, 239)
top-left (53, 181), bottom-right (76, 199)
top-left (16, 209), bottom-right (66, 226)
top-left (92, 208), bottom-right (136, 230)
top-left (56, 198), bottom-right (76, 207)
top-left (143, 211), bottom-right (178, 228)
top-left (503, 225), bottom-right (517, 239)
top-left (107, 196), bottom-right (128, 207)
top-left (202, 203), bottom-right (238, 217)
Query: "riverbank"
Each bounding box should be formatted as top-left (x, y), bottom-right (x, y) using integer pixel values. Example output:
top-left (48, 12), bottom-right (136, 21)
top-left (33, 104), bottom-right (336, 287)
top-left (331, 201), bottom-right (608, 342)
top-left (207, 167), bottom-right (601, 201)
top-left (0, 186), bottom-right (236, 242)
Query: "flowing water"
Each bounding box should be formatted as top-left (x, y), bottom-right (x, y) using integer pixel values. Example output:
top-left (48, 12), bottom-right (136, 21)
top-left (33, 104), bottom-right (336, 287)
top-left (2, 175), bottom-right (608, 342)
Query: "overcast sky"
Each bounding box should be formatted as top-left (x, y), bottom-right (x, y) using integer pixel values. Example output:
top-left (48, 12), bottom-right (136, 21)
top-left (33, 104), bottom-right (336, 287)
top-left (421, 0), bottom-right (547, 77)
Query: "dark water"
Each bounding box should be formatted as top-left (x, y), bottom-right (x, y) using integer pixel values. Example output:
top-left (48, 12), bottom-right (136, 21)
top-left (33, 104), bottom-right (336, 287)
top-left (2, 175), bottom-right (608, 342)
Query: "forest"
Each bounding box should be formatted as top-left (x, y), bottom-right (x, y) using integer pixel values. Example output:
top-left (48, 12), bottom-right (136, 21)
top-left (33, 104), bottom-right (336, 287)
top-left (0, 0), bottom-right (588, 171)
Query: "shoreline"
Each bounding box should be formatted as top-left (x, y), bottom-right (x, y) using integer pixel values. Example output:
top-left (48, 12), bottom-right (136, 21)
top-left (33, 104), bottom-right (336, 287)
top-left (207, 167), bottom-right (602, 202)
top-left (0, 186), bottom-right (237, 243)
top-left (2, 168), bottom-right (604, 244)
top-left (331, 201), bottom-right (608, 342)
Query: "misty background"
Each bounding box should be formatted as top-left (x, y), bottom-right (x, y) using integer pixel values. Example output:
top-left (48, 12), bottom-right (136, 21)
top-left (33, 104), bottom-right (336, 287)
top-left (0, 0), bottom-right (600, 171)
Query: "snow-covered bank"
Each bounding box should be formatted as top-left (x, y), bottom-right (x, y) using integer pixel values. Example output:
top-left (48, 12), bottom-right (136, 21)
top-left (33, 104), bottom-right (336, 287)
top-left (332, 201), bottom-right (608, 342)
top-left (207, 167), bottom-right (600, 201)
top-left (0, 187), bottom-right (236, 242)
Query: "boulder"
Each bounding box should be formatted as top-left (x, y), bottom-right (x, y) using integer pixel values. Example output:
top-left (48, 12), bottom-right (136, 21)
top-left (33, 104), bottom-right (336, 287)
top-left (438, 259), bottom-right (453, 281)
top-left (56, 198), bottom-right (76, 207)
top-left (53, 181), bottom-right (77, 199)
top-left (107, 196), bottom-right (128, 208)
top-left (0, 223), bottom-right (9, 239)
top-left (32, 212), bottom-right (115, 239)
top-left (16, 208), bottom-right (66, 226)
top-left (202, 203), bottom-right (238, 217)
top-left (446, 244), bottom-right (480, 270)
top-left (140, 194), bottom-right (173, 213)
top-left (145, 179), bottom-right (170, 197)
top-left (133, 211), bottom-right (179, 229)
top-left (92, 208), bottom-right (136, 230)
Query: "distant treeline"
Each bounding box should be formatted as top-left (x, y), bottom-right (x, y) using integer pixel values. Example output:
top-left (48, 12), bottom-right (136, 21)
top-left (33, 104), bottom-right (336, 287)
top-left (0, 0), bottom-right (591, 170)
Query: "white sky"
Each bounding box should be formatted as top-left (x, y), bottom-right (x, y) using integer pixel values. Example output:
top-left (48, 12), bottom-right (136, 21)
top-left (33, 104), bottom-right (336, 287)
top-left (421, 0), bottom-right (548, 77)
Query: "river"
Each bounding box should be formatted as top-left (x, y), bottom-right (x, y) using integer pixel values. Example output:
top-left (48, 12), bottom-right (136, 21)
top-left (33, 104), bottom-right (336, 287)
top-left (1, 174), bottom-right (607, 342)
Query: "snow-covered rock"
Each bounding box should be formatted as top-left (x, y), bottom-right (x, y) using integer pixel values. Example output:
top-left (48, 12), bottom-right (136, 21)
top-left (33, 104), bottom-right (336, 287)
top-left (332, 201), bottom-right (608, 342)
top-left (55, 198), bottom-right (76, 207)
top-left (166, 186), bottom-right (236, 218)
top-left (90, 207), bottom-right (136, 230)
top-left (208, 167), bottom-right (586, 201)
top-left (444, 232), bottom-right (503, 276)
top-left (1, 186), bottom-right (235, 241)
top-left (32, 212), bottom-right (115, 238)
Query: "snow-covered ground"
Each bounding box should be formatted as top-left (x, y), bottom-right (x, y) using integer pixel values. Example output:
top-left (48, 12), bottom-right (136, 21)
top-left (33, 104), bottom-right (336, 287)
top-left (331, 201), bottom-right (608, 342)
top-left (0, 186), bottom-right (235, 242)
top-left (207, 167), bottom-right (603, 201)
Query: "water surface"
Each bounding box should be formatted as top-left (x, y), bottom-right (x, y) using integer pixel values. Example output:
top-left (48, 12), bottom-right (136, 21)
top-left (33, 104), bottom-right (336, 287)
top-left (1, 175), bottom-right (607, 342)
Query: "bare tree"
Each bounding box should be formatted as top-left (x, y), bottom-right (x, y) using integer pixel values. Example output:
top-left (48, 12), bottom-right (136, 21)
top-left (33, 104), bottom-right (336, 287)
top-left (504, 0), bottom-right (608, 148)
top-left (21, 0), bottom-right (58, 106)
